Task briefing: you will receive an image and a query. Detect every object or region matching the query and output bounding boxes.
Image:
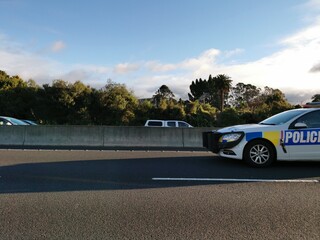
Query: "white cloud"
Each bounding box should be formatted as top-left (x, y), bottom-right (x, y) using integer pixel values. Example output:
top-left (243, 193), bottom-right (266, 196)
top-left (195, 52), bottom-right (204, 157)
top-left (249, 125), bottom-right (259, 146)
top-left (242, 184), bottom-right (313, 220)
top-left (0, 42), bottom-right (59, 83)
top-left (145, 61), bottom-right (176, 72)
top-left (113, 63), bottom-right (140, 74)
top-left (180, 49), bottom-right (220, 70)
top-left (130, 19), bottom-right (320, 104)
top-left (51, 40), bottom-right (66, 52)
top-left (310, 62), bottom-right (320, 72)
top-left (0, 37), bottom-right (109, 86)
top-left (223, 48), bottom-right (245, 59)
top-left (305, 0), bottom-right (320, 10)
top-left (224, 20), bottom-right (320, 102)
top-left (58, 65), bottom-right (109, 83)
top-left (1, 4), bottom-right (320, 104)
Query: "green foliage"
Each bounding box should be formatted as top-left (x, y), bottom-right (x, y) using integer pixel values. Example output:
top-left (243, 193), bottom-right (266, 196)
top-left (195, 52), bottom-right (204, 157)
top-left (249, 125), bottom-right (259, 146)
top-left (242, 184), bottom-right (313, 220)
top-left (0, 71), bottom-right (38, 120)
top-left (0, 71), bottom-right (27, 90)
top-left (185, 101), bottom-right (218, 127)
top-left (152, 85), bottom-right (175, 107)
top-left (0, 70), bottom-right (297, 127)
top-left (189, 78), bottom-right (208, 100)
top-left (92, 81), bottom-right (138, 125)
top-left (39, 80), bottom-right (89, 124)
top-left (259, 87), bottom-right (293, 115)
top-left (216, 108), bottom-right (242, 127)
top-left (188, 74), bottom-right (232, 111)
top-left (230, 82), bottom-right (261, 111)
top-left (214, 74), bottom-right (232, 111)
top-left (311, 94), bottom-right (320, 102)
top-left (133, 100), bottom-right (154, 125)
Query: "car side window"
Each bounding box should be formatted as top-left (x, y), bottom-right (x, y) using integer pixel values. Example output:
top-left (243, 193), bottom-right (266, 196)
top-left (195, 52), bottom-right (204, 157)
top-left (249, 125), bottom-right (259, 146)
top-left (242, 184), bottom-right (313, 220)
top-left (147, 121), bottom-right (163, 126)
top-left (290, 111), bottom-right (320, 129)
top-left (0, 119), bottom-right (11, 125)
top-left (178, 122), bottom-right (189, 127)
top-left (167, 121), bottom-right (176, 127)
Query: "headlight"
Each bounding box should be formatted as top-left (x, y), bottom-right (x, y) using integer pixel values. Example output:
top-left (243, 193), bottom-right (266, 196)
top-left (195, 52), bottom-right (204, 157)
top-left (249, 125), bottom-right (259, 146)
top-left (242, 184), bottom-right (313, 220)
top-left (219, 133), bottom-right (243, 143)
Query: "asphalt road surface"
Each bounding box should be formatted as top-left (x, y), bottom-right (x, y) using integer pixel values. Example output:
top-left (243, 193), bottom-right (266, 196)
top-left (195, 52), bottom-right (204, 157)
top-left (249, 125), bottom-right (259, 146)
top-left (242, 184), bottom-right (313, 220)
top-left (0, 150), bottom-right (319, 239)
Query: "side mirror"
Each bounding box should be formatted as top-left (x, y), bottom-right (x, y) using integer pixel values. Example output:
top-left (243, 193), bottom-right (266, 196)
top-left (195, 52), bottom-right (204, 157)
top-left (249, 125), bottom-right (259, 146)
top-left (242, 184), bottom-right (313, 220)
top-left (294, 122), bottom-right (308, 129)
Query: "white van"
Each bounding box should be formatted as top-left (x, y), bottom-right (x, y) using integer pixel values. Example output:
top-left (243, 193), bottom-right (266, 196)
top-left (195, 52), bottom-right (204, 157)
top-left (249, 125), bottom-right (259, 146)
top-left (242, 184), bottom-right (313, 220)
top-left (144, 120), bottom-right (193, 128)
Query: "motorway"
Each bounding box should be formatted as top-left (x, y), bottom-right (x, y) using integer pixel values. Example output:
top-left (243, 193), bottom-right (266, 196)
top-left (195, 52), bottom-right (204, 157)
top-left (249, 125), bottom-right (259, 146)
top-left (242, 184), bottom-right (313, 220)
top-left (0, 150), bottom-right (319, 239)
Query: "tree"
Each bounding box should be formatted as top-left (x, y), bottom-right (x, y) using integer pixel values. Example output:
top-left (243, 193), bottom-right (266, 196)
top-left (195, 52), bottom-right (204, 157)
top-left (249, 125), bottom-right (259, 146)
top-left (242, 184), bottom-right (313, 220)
top-left (68, 81), bottom-right (93, 124)
top-left (311, 94), bottom-right (320, 102)
top-left (216, 108), bottom-right (242, 127)
top-left (92, 81), bottom-right (138, 125)
top-left (254, 87), bottom-right (293, 118)
top-left (0, 71), bottom-right (38, 119)
top-left (189, 78), bottom-right (208, 101)
top-left (185, 100), bottom-right (218, 127)
top-left (189, 74), bottom-right (232, 111)
top-left (133, 100), bottom-right (155, 125)
top-left (214, 74), bottom-right (232, 112)
top-left (40, 80), bottom-right (75, 124)
top-left (0, 71), bottom-right (26, 90)
top-left (152, 85), bottom-right (175, 107)
top-left (230, 82), bottom-right (261, 111)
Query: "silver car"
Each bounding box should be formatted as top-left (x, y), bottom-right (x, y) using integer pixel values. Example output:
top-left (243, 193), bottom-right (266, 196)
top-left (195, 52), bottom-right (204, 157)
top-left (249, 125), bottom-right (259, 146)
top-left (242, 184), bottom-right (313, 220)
top-left (0, 116), bottom-right (29, 126)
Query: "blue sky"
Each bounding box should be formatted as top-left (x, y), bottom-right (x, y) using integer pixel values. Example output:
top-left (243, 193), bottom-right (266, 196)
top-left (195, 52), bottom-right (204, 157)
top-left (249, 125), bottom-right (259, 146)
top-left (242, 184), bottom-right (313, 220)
top-left (1, 0), bottom-right (320, 103)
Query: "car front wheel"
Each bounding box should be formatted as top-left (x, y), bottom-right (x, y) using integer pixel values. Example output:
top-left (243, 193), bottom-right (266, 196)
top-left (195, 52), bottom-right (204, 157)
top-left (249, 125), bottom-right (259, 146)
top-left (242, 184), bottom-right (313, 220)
top-left (243, 140), bottom-right (275, 167)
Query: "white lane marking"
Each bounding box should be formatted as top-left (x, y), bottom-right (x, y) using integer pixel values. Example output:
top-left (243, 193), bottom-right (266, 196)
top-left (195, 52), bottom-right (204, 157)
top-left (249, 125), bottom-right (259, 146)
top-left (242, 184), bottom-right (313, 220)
top-left (152, 178), bottom-right (319, 183)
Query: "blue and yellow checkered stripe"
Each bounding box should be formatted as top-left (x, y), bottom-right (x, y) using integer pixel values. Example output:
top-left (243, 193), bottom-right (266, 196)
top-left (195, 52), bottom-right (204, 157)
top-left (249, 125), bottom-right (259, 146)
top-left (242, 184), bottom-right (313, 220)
top-left (246, 131), bottom-right (280, 146)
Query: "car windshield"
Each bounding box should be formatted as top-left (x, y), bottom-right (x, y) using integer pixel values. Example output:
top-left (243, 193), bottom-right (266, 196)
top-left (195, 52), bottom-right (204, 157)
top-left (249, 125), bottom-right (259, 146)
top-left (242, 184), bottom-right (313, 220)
top-left (259, 109), bottom-right (307, 125)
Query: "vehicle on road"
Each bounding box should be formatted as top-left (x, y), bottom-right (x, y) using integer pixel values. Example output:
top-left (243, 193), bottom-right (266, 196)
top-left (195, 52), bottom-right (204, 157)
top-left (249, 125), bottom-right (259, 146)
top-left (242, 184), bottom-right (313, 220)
top-left (203, 108), bottom-right (320, 167)
top-left (145, 120), bottom-right (193, 128)
top-left (302, 102), bottom-right (320, 108)
top-left (0, 116), bottom-right (29, 126)
top-left (21, 120), bottom-right (37, 125)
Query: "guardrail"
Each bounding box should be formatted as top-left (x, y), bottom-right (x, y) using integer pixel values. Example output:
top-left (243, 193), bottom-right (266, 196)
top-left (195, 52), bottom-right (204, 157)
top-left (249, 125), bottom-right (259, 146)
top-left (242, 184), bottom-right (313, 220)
top-left (0, 126), bottom-right (218, 150)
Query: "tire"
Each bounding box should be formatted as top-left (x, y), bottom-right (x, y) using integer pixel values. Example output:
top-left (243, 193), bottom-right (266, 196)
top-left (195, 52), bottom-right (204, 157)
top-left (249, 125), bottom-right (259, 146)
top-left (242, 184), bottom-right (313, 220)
top-left (243, 140), bottom-right (276, 167)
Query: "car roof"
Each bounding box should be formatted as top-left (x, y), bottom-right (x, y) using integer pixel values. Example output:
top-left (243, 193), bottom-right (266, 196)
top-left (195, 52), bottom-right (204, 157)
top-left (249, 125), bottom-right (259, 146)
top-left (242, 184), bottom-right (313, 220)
top-left (0, 116), bottom-right (29, 125)
top-left (0, 116), bottom-right (12, 120)
top-left (146, 120), bottom-right (186, 122)
top-left (288, 108), bottom-right (320, 112)
top-left (302, 102), bottom-right (320, 108)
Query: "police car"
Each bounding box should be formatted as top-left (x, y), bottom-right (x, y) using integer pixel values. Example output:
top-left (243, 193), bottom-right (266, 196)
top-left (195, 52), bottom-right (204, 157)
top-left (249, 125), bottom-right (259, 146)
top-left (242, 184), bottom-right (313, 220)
top-left (203, 108), bottom-right (320, 167)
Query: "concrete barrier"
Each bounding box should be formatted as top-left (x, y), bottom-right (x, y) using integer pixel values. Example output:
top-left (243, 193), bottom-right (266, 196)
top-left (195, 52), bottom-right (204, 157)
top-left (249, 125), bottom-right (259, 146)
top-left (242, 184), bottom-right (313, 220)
top-left (0, 126), bottom-right (25, 145)
top-left (103, 127), bottom-right (185, 147)
top-left (24, 126), bottom-right (104, 146)
top-left (0, 126), bottom-right (219, 149)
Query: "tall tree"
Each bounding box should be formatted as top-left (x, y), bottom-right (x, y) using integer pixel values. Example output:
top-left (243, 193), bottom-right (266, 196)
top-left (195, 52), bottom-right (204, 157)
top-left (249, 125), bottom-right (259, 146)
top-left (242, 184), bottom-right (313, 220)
top-left (189, 78), bottom-right (208, 101)
top-left (214, 74), bottom-right (232, 111)
top-left (152, 85), bottom-right (175, 107)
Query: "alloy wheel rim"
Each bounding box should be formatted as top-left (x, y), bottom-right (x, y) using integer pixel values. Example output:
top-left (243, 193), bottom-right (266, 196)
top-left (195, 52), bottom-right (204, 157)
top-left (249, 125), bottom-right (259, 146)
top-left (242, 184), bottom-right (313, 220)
top-left (249, 144), bottom-right (270, 164)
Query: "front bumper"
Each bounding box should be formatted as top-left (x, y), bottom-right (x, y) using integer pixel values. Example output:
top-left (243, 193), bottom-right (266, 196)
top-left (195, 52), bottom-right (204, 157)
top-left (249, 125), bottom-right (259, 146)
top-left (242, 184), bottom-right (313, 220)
top-left (202, 131), bottom-right (244, 153)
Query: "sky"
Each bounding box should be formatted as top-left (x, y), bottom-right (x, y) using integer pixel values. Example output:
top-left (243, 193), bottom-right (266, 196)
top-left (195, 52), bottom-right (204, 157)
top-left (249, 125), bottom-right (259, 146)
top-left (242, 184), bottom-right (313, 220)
top-left (0, 0), bottom-right (320, 104)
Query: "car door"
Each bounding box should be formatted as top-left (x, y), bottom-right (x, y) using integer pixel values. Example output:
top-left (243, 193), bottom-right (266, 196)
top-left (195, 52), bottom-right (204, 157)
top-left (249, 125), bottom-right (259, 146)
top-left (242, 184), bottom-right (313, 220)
top-left (284, 110), bottom-right (320, 160)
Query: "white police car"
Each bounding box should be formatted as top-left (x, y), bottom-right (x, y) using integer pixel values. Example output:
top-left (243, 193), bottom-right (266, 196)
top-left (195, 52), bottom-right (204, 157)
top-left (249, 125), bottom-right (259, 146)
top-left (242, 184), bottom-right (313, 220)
top-left (203, 108), bottom-right (320, 167)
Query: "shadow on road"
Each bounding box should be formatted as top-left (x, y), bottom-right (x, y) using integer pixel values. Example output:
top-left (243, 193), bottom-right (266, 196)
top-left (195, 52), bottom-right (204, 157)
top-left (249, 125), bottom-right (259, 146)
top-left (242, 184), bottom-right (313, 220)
top-left (0, 155), bottom-right (319, 194)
